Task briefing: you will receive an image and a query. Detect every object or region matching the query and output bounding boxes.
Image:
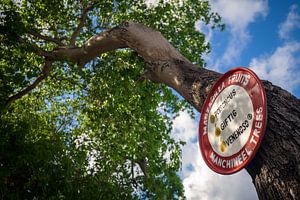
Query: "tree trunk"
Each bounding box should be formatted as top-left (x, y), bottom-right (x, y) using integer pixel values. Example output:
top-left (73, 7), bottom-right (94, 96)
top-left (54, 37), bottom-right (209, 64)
top-left (12, 21), bottom-right (300, 199)
top-left (246, 81), bottom-right (300, 200)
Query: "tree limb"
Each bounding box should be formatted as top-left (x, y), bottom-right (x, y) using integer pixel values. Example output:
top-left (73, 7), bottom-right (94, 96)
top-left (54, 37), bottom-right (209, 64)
top-left (17, 36), bottom-right (57, 59)
top-left (37, 22), bottom-right (220, 111)
top-left (28, 30), bottom-right (64, 46)
top-left (69, 3), bottom-right (96, 46)
top-left (50, 21), bottom-right (186, 66)
top-left (2, 60), bottom-right (53, 111)
top-left (52, 27), bottom-right (128, 65)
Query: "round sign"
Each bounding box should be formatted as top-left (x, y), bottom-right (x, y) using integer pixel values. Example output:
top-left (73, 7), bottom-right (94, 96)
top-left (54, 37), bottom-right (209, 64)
top-left (198, 67), bottom-right (267, 174)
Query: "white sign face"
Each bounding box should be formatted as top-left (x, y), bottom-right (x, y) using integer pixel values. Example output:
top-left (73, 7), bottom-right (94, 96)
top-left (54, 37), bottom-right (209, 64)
top-left (207, 85), bottom-right (254, 157)
top-left (199, 67), bottom-right (267, 174)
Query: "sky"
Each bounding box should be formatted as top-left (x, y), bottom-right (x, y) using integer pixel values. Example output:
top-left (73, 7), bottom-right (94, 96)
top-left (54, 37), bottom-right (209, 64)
top-left (170, 0), bottom-right (300, 200)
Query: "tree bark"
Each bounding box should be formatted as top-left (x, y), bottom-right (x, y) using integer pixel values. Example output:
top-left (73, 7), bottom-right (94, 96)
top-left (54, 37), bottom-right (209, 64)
top-left (9, 21), bottom-right (300, 199)
top-left (246, 82), bottom-right (300, 200)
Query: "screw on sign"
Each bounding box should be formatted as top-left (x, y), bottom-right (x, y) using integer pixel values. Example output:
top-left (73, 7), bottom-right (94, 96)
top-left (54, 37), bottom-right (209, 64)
top-left (198, 67), bottom-right (267, 174)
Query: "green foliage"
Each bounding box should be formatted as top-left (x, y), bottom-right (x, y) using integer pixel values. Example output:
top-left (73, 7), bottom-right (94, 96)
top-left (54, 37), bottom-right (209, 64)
top-left (0, 0), bottom-right (222, 199)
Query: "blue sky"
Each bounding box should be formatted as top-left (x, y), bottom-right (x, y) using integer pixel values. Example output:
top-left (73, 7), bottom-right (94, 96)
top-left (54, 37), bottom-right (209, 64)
top-left (203, 0), bottom-right (300, 97)
top-left (170, 1), bottom-right (300, 200)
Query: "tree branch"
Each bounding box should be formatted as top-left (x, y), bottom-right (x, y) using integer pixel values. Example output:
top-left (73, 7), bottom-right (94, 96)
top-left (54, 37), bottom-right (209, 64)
top-left (69, 3), bottom-right (96, 46)
top-left (28, 30), bottom-right (64, 46)
top-left (2, 60), bottom-right (53, 112)
top-left (19, 22), bottom-right (220, 111)
top-left (50, 21), bottom-right (185, 66)
top-left (17, 36), bottom-right (57, 59)
top-left (52, 27), bottom-right (128, 66)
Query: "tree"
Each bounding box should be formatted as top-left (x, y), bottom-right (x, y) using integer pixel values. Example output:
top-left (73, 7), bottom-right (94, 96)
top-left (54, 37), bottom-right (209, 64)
top-left (0, 0), bottom-right (299, 199)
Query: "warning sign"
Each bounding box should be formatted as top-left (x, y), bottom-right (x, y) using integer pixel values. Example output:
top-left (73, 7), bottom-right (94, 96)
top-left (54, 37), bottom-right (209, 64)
top-left (199, 67), bottom-right (267, 174)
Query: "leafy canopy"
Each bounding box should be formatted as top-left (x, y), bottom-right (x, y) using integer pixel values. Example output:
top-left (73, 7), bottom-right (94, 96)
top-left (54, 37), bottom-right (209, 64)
top-left (0, 0), bottom-right (222, 199)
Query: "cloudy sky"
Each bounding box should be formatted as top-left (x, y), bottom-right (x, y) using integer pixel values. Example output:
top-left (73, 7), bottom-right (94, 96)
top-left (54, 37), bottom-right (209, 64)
top-left (172, 0), bottom-right (300, 200)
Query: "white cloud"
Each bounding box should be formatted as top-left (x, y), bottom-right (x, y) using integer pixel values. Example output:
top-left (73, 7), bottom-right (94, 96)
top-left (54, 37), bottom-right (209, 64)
top-left (218, 30), bottom-right (250, 68)
top-left (201, 0), bottom-right (268, 71)
top-left (249, 42), bottom-right (300, 91)
top-left (278, 4), bottom-right (300, 40)
top-left (210, 0), bottom-right (268, 30)
top-left (172, 111), bottom-right (198, 143)
top-left (172, 111), bottom-right (258, 200)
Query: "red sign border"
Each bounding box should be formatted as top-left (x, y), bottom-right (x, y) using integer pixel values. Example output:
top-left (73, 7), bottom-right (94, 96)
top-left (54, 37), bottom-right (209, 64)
top-left (198, 67), bottom-right (267, 175)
